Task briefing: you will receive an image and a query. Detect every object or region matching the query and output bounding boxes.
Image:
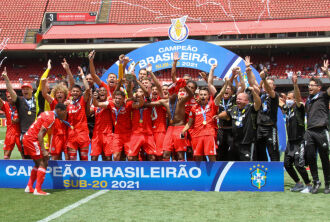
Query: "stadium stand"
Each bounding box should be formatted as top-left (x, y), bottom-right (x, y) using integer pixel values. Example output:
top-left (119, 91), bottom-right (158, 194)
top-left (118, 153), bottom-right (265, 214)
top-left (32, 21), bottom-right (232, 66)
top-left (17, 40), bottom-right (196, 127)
top-left (0, 0), bottom-right (48, 43)
top-left (46, 0), bottom-right (100, 13)
top-left (108, 0), bottom-right (330, 24)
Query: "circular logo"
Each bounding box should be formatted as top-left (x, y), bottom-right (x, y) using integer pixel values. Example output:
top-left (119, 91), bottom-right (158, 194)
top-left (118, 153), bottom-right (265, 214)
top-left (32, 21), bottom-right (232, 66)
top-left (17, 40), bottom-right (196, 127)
top-left (168, 24), bottom-right (189, 44)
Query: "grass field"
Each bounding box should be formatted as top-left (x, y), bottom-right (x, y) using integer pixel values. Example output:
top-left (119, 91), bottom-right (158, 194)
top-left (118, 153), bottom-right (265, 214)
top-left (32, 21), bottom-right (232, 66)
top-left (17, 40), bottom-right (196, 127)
top-left (0, 127), bottom-right (329, 222)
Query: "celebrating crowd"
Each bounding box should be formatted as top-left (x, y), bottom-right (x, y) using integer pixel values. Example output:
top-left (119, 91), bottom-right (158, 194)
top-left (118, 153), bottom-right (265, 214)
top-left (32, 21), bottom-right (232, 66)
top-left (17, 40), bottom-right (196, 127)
top-left (0, 52), bottom-right (329, 195)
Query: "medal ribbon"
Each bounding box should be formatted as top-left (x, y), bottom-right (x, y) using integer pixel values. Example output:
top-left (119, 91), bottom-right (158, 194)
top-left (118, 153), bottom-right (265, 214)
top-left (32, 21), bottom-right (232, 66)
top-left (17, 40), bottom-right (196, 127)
top-left (114, 106), bottom-right (123, 123)
top-left (200, 104), bottom-right (209, 124)
top-left (54, 110), bottom-right (72, 129)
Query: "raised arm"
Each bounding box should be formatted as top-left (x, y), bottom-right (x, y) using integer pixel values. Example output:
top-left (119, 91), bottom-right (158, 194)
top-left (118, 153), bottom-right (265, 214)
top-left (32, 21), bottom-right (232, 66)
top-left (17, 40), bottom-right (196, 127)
top-left (147, 63), bottom-right (164, 98)
top-left (133, 73), bottom-right (149, 96)
top-left (236, 67), bottom-right (246, 94)
top-left (244, 56), bottom-right (258, 88)
top-left (88, 50), bottom-right (102, 86)
top-left (79, 66), bottom-right (90, 103)
top-left (250, 86), bottom-right (261, 111)
top-left (180, 85), bottom-right (194, 104)
top-left (214, 78), bottom-right (229, 106)
top-left (260, 68), bottom-right (275, 98)
top-left (132, 94), bottom-right (145, 109)
top-left (200, 68), bottom-right (216, 97)
top-left (2, 67), bottom-right (17, 102)
top-left (292, 72), bottom-right (302, 107)
top-left (41, 78), bottom-right (53, 104)
top-left (171, 52), bottom-right (180, 83)
top-left (61, 58), bottom-right (74, 91)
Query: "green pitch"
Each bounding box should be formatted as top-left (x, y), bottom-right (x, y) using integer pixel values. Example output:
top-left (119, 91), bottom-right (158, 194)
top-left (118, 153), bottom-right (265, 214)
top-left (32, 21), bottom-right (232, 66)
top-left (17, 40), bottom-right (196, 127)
top-left (0, 127), bottom-right (329, 222)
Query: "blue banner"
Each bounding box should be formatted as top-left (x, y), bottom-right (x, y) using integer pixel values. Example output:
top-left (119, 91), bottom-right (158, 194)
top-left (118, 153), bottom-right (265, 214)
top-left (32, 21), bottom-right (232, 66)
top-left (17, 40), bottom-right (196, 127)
top-left (0, 160), bottom-right (283, 191)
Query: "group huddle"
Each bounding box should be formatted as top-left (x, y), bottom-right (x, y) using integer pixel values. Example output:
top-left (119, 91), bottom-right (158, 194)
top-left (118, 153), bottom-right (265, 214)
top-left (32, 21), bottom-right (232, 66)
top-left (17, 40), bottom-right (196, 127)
top-left (1, 52), bottom-right (329, 195)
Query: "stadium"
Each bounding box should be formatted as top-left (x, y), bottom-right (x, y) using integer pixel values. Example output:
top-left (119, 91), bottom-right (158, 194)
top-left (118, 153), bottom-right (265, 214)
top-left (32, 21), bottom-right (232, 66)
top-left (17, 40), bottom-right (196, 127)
top-left (0, 0), bottom-right (329, 221)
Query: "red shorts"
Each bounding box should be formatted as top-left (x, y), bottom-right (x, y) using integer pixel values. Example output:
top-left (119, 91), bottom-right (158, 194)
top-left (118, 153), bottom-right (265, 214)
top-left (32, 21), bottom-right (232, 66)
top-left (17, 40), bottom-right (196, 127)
top-left (91, 133), bottom-right (113, 156)
top-left (128, 134), bottom-right (157, 157)
top-left (112, 133), bottom-right (131, 155)
top-left (163, 126), bottom-right (189, 152)
top-left (3, 132), bottom-right (21, 151)
top-left (22, 136), bottom-right (43, 160)
top-left (153, 131), bottom-right (166, 156)
top-left (67, 130), bottom-right (90, 150)
top-left (50, 134), bottom-right (67, 155)
top-left (191, 135), bottom-right (217, 156)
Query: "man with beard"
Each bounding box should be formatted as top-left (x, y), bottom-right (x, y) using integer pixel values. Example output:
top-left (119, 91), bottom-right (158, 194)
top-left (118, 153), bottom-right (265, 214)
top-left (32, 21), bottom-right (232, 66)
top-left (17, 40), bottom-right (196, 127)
top-left (23, 103), bottom-right (67, 195)
top-left (0, 91), bottom-right (21, 159)
top-left (304, 60), bottom-right (330, 194)
top-left (89, 50), bottom-right (119, 99)
top-left (66, 71), bottom-right (91, 161)
top-left (41, 79), bottom-right (69, 160)
top-left (3, 67), bottom-right (36, 159)
top-left (216, 85), bottom-right (261, 161)
top-left (182, 87), bottom-right (218, 161)
top-left (90, 87), bottom-right (113, 161)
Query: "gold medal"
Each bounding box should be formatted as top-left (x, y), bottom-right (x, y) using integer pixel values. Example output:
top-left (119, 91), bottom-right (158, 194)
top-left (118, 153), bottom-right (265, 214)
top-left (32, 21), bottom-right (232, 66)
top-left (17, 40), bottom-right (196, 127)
top-left (115, 121), bottom-right (117, 125)
top-left (27, 111), bottom-right (32, 115)
top-left (170, 119), bottom-right (174, 125)
top-left (71, 126), bottom-right (74, 130)
top-left (139, 119), bottom-right (143, 123)
top-left (203, 120), bottom-right (207, 125)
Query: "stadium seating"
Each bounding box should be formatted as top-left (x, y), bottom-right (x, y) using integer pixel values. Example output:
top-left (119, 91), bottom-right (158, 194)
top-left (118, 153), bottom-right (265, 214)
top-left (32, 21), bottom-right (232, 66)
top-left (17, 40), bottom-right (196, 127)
top-left (46, 0), bottom-right (100, 14)
top-left (108, 0), bottom-right (330, 24)
top-left (0, 0), bottom-right (48, 43)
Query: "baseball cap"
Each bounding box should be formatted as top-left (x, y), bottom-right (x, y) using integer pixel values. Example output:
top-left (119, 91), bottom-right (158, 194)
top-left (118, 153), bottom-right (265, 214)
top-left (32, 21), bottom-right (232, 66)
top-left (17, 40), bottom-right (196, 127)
top-left (21, 83), bottom-right (33, 89)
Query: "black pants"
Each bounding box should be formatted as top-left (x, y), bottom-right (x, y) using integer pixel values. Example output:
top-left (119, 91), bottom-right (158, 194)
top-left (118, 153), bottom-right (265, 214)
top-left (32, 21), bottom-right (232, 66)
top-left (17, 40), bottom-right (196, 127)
top-left (231, 140), bottom-right (256, 161)
top-left (256, 126), bottom-right (280, 161)
top-left (20, 132), bottom-right (31, 159)
top-left (217, 128), bottom-right (233, 161)
top-left (284, 140), bottom-right (311, 184)
top-left (305, 128), bottom-right (330, 186)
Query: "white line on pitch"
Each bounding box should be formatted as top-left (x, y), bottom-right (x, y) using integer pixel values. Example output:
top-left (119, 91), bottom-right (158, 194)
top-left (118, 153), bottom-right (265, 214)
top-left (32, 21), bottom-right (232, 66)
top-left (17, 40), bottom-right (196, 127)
top-left (38, 190), bottom-right (109, 222)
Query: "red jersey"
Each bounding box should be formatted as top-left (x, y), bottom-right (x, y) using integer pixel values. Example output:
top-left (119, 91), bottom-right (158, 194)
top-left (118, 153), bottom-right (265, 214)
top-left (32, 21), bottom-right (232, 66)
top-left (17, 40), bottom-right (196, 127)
top-left (92, 104), bottom-right (113, 134)
top-left (67, 96), bottom-right (88, 132)
top-left (108, 101), bottom-right (133, 134)
top-left (131, 106), bottom-right (153, 135)
top-left (24, 111), bottom-right (56, 140)
top-left (1, 101), bottom-right (20, 135)
top-left (49, 98), bottom-right (68, 136)
top-left (189, 98), bottom-right (218, 138)
top-left (100, 81), bottom-right (116, 100)
top-left (151, 98), bottom-right (167, 133)
top-left (185, 98), bottom-right (197, 122)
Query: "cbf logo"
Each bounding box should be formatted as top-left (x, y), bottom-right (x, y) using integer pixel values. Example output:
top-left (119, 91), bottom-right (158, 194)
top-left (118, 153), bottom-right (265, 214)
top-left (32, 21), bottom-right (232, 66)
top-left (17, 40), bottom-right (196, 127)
top-left (250, 164), bottom-right (267, 189)
top-left (168, 15), bottom-right (189, 43)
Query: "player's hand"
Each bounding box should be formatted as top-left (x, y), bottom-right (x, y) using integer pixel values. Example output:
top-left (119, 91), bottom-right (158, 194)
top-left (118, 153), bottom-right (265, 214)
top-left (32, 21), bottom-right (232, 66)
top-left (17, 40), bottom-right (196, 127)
top-left (119, 54), bottom-right (125, 63)
top-left (292, 72), bottom-right (298, 84)
top-left (321, 59), bottom-right (329, 73)
top-left (78, 66), bottom-right (84, 77)
top-left (47, 59), bottom-right (51, 70)
top-left (64, 100), bottom-right (70, 106)
top-left (245, 56), bottom-right (253, 67)
top-left (146, 63), bottom-right (152, 72)
top-left (199, 72), bottom-right (207, 81)
top-left (1, 67), bottom-right (7, 78)
top-left (123, 56), bottom-right (131, 65)
top-left (88, 50), bottom-right (95, 61)
top-left (42, 150), bottom-right (49, 157)
top-left (173, 52), bottom-right (180, 62)
top-left (260, 68), bottom-right (267, 79)
top-left (213, 114), bottom-right (220, 120)
top-left (61, 58), bottom-right (69, 70)
top-left (211, 63), bottom-right (217, 70)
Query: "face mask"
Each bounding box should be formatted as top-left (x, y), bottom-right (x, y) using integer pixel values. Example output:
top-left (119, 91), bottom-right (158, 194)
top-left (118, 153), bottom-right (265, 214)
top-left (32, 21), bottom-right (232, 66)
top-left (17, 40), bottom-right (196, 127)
top-left (286, 100), bottom-right (294, 108)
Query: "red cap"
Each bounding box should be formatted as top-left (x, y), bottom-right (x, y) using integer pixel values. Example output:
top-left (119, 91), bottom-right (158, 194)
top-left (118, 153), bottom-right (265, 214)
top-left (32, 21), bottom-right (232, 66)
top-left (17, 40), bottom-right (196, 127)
top-left (21, 83), bottom-right (33, 89)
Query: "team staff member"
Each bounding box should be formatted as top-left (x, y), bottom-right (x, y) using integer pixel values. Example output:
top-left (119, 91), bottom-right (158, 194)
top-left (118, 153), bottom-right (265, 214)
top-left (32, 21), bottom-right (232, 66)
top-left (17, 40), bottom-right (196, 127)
top-left (304, 60), bottom-right (330, 194)
top-left (2, 67), bottom-right (36, 159)
top-left (0, 92), bottom-right (21, 159)
top-left (182, 88), bottom-right (218, 161)
top-left (216, 86), bottom-right (261, 161)
top-left (90, 88), bottom-right (113, 161)
top-left (66, 71), bottom-right (91, 161)
top-left (281, 74), bottom-right (311, 193)
top-left (24, 103), bottom-right (67, 195)
top-left (256, 68), bottom-right (280, 161)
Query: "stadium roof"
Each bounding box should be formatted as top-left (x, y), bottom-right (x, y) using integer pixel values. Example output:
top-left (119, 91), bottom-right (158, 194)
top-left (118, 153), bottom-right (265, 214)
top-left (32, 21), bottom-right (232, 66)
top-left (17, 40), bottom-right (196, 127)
top-left (42, 18), bottom-right (330, 40)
